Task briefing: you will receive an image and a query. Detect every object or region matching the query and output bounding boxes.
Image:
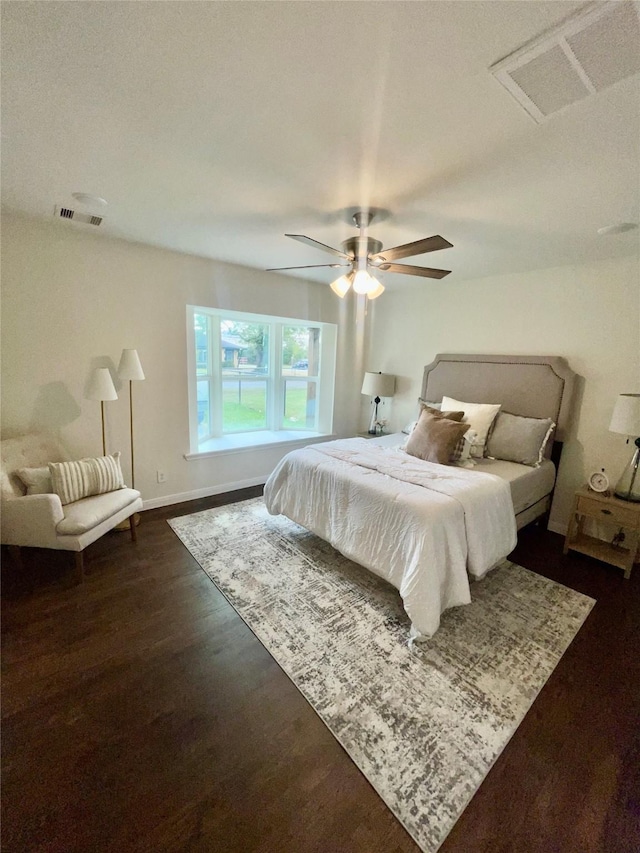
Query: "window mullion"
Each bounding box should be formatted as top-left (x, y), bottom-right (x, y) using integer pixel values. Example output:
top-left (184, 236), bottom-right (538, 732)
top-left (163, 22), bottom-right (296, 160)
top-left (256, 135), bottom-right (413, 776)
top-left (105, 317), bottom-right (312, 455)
top-left (186, 306), bottom-right (199, 453)
top-left (210, 316), bottom-right (223, 437)
top-left (269, 323), bottom-right (281, 430)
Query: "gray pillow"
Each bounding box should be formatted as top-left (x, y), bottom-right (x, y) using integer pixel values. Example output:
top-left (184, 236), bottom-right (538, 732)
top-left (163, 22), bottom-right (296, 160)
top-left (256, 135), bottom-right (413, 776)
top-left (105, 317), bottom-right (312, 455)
top-left (486, 412), bottom-right (555, 467)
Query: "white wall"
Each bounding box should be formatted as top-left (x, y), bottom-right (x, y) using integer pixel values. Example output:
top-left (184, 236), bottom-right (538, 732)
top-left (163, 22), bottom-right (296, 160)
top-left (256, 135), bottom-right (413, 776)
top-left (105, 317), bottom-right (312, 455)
top-left (364, 255), bottom-right (640, 532)
top-left (1, 213), bottom-right (366, 505)
top-left (3, 212), bottom-right (638, 532)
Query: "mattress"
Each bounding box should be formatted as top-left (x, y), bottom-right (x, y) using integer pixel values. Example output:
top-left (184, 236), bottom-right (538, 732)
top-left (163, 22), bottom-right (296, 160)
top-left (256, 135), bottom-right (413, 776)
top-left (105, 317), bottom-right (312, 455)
top-left (368, 433), bottom-right (556, 516)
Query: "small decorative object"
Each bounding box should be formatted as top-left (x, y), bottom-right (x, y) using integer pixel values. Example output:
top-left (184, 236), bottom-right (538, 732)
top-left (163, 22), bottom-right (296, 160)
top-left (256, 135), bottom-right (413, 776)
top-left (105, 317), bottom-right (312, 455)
top-left (86, 367), bottom-right (118, 455)
top-left (375, 418), bottom-right (388, 436)
top-left (588, 468), bottom-right (610, 494)
top-left (361, 372), bottom-right (396, 435)
top-left (609, 393), bottom-right (640, 502)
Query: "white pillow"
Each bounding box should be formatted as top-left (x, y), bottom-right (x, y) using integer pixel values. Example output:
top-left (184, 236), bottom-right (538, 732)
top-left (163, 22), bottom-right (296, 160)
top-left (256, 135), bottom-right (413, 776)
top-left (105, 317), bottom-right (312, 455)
top-left (441, 396), bottom-right (501, 458)
top-left (16, 466), bottom-right (53, 495)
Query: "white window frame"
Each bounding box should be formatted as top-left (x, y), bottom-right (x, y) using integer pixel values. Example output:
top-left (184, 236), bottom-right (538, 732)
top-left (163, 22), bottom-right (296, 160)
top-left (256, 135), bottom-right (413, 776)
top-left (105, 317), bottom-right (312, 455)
top-left (186, 306), bottom-right (337, 455)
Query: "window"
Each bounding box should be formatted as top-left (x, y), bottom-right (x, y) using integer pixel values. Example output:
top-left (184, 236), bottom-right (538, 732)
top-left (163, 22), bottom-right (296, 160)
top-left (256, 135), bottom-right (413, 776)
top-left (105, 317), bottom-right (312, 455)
top-left (187, 307), bottom-right (337, 454)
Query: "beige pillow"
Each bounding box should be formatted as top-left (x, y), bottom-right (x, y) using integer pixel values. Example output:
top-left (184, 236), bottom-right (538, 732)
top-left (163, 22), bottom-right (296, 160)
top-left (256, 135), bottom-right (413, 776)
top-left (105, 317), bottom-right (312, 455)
top-left (49, 452), bottom-right (125, 506)
top-left (405, 411), bottom-right (470, 464)
top-left (418, 400), bottom-right (465, 422)
top-left (402, 403), bottom-right (464, 435)
top-left (440, 396), bottom-right (501, 457)
top-left (16, 466), bottom-right (53, 495)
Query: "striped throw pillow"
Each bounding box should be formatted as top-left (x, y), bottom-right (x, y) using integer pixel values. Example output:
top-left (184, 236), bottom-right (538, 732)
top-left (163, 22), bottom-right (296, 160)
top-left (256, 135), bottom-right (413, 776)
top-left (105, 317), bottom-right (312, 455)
top-left (49, 452), bottom-right (125, 505)
top-left (449, 429), bottom-right (479, 464)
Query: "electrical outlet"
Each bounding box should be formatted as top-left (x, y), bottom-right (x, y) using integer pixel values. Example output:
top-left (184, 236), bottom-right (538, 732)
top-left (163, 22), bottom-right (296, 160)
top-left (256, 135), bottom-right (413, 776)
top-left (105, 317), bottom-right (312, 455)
top-left (156, 470), bottom-right (166, 484)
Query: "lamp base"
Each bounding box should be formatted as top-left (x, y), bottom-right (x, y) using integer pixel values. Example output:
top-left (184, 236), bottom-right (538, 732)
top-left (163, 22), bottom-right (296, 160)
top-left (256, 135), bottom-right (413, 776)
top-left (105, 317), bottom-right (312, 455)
top-left (368, 396), bottom-right (381, 435)
top-left (614, 444), bottom-right (640, 502)
top-left (114, 512), bottom-right (141, 531)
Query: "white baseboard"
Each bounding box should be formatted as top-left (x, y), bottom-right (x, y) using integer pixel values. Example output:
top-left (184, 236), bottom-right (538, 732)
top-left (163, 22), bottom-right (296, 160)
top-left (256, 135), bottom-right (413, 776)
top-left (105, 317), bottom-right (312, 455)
top-left (142, 476), bottom-right (266, 511)
top-left (142, 481), bottom-right (574, 534)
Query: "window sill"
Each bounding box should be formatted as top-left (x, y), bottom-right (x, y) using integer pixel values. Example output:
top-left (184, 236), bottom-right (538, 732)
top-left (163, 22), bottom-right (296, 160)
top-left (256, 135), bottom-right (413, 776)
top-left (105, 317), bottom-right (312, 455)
top-left (185, 430), bottom-right (336, 460)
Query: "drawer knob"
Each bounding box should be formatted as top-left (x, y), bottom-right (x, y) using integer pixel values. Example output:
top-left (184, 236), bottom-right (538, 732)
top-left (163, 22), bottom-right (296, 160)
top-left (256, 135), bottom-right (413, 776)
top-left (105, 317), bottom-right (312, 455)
top-left (601, 508), bottom-right (612, 515)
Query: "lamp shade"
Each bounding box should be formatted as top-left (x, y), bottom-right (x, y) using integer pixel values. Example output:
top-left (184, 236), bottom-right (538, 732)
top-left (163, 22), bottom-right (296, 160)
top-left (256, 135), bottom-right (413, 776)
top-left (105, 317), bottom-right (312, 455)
top-left (86, 368), bottom-right (118, 401)
top-left (330, 272), bottom-right (353, 298)
top-left (118, 348), bottom-right (145, 381)
top-left (609, 394), bottom-right (640, 435)
top-left (361, 372), bottom-right (396, 398)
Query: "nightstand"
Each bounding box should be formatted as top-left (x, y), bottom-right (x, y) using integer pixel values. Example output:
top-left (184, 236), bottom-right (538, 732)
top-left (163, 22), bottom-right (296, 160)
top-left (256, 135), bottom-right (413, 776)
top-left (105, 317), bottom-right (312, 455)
top-left (563, 486), bottom-right (640, 579)
top-left (357, 432), bottom-right (382, 439)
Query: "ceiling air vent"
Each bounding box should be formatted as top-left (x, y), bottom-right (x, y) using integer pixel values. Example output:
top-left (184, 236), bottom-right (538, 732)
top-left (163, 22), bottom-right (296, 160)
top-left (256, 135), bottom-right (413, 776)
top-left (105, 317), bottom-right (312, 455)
top-left (54, 206), bottom-right (104, 226)
top-left (490, 1), bottom-right (640, 123)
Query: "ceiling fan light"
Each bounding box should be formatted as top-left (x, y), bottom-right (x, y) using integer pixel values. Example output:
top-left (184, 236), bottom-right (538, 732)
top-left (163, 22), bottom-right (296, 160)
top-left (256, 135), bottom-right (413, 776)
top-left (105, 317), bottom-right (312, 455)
top-left (330, 273), bottom-right (353, 298)
top-left (353, 269), bottom-right (375, 294)
top-left (366, 280), bottom-right (385, 300)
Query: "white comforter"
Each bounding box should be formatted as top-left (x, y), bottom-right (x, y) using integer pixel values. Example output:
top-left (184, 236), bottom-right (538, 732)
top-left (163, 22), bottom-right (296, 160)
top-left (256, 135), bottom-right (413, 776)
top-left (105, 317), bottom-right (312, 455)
top-left (264, 437), bottom-right (517, 639)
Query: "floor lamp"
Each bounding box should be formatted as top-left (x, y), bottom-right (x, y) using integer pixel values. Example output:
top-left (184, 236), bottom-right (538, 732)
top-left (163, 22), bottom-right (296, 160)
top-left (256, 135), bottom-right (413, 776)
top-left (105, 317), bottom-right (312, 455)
top-left (86, 368), bottom-right (118, 455)
top-left (117, 349), bottom-right (145, 527)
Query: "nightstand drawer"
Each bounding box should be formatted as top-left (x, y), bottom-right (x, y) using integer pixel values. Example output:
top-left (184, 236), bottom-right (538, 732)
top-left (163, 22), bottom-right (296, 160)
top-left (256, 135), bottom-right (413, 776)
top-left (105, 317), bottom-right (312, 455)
top-left (576, 495), bottom-right (639, 528)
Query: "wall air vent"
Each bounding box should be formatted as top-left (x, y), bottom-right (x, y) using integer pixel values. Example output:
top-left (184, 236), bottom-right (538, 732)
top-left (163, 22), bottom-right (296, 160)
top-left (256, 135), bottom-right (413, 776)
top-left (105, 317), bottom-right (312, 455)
top-left (490, 1), bottom-right (640, 123)
top-left (54, 206), bottom-right (103, 226)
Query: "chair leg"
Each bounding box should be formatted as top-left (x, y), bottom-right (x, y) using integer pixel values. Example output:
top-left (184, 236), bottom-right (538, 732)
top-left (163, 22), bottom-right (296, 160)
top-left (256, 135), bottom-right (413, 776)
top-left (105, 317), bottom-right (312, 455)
top-left (74, 551), bottom-right (84, 585)
top-left (129, 513), bottom-right (137, 543)
top-left (8, 545), bottom-right (23, 572)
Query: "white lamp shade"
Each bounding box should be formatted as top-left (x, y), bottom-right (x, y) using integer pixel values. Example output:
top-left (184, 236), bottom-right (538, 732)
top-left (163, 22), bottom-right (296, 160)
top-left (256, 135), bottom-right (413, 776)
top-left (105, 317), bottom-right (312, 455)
top-left (353, 270), bottom-right (385, 296)
top-left (366, 280), bottom-right (385, 300)
top-left (330, 273), bottom-right (353, 298)
top-left (86, 368), bottom-right (118, 401)
top-left (353, 269), bottom-right (373, 295)
top-left (609, 393), bottom-right (640, 435)
top-left (118, 348), bottom-right (145, 381)
top-left (361, 372), bottom-right (396, 398)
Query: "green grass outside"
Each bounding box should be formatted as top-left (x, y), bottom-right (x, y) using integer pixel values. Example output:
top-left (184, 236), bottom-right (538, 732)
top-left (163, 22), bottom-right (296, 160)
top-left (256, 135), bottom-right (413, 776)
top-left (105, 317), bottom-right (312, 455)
top-left (222, 386), bottom-right (313, 430)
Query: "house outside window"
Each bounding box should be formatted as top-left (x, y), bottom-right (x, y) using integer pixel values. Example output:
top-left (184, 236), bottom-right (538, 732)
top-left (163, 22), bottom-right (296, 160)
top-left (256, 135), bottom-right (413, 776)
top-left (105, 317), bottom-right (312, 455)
top-left (187, 306), bottom-right (337, 453)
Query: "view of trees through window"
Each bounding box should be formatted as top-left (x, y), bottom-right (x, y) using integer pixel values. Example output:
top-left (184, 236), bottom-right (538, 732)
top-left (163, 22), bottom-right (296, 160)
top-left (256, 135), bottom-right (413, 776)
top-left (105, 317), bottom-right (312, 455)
top-left (195, 314), bottom-right (321, 437)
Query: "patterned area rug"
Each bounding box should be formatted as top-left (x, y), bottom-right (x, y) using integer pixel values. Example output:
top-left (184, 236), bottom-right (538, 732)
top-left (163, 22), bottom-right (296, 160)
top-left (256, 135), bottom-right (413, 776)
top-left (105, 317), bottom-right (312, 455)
top-left (168, 498), bottom-right (594, 853)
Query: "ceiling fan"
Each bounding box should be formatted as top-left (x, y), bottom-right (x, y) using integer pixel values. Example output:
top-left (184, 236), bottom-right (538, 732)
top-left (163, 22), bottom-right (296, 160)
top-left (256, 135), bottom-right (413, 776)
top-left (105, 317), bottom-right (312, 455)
top-left (266, 208), bottom-right (453, 299)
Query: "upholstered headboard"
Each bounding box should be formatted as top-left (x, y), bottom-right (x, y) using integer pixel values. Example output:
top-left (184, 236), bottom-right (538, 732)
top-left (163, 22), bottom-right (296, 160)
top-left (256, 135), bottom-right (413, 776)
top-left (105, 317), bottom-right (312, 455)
top-left (422, 354), bottom-right (576, 442)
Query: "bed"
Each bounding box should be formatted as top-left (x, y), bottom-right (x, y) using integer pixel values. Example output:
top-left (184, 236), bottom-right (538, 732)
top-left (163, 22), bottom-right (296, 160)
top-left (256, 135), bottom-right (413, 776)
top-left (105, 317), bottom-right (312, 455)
top-left (264, 354), bottom-right (576, 640)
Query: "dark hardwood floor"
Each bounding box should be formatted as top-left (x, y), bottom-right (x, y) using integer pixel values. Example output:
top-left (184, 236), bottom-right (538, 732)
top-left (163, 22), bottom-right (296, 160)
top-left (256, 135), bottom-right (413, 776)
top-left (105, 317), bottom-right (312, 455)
top-left (2, 489), bottom-right (639, 853)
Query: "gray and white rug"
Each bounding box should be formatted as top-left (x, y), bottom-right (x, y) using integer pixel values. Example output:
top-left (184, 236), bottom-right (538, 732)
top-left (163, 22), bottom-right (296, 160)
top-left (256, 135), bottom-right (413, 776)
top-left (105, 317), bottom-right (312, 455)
top-left (168, 498), bottom-right (594, 853)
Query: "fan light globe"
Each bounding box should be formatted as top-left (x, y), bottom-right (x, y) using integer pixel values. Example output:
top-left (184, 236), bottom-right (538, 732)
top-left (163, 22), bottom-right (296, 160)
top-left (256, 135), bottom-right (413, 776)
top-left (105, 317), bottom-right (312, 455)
top-left (367, 280), bottom-right (385, 300)
top-left (353, 269), bottom-right (375, 294)
top-left (330, 273), bottom-right (352, 298)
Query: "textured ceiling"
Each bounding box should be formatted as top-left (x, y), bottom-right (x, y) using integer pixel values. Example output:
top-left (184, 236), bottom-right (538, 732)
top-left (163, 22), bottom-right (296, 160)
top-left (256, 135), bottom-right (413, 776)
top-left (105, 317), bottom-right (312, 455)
top-left (1, 1), bottom-right (639, 288)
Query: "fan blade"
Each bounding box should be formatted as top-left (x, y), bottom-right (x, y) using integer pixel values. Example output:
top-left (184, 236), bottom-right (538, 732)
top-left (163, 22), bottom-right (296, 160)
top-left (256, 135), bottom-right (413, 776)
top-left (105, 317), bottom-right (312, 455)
top-left (286, 234), bottom-right (353, 260)
top-left (378, 263), bottom-right (451, 279)
top-left (266, 263), bottom-right (348, 271)
top-left (371, 235), bottom-right (453, 262)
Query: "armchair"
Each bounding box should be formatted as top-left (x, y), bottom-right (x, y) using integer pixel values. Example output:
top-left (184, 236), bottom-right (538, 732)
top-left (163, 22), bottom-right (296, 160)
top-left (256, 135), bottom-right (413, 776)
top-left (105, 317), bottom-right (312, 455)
top-left (1, 433), bottom-right (143, 582)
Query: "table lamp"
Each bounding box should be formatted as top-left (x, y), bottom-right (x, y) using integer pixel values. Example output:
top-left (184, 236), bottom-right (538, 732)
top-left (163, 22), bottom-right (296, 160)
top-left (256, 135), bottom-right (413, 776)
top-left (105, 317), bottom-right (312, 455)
top-left (361, 372), bottom-right (396, 435)
top-left (609, 393), bottom-right (640, 502)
